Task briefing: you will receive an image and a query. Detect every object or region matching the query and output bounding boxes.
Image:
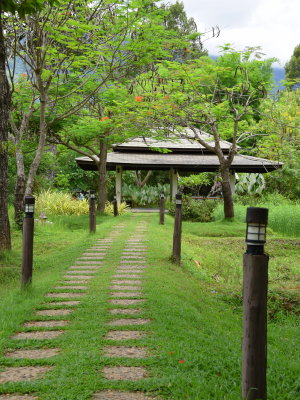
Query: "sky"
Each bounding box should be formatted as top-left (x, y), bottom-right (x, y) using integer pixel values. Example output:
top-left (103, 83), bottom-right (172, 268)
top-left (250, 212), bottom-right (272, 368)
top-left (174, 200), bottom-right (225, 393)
top-left (182, 0), bottom-right (300, 67)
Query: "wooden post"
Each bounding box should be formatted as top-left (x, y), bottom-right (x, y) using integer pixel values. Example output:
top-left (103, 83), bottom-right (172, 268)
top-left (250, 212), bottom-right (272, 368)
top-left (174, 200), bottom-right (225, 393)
top-left (242, 207), bottom-right (269, 400)
top-left (172, 192), bottom-right (182, 263)
top-left (89, 191), bottom-right (96, 233)
top-left (116, 166), bottom-right (122, 204)
top-left (170, 168), bottom-right (178, 201)
top-left (21, 196), bottom-right (35, 287)
top-left (159, 193), bottom-right (165, 225)
top-left (242, 254), bottom-right (268, 400)
top-left (113, 196), bottom-right (118, 217)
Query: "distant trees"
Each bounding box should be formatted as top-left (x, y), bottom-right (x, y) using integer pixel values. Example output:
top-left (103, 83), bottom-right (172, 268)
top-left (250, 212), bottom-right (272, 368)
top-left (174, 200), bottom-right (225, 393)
top-left (285, 44), bottom-right (300, 81)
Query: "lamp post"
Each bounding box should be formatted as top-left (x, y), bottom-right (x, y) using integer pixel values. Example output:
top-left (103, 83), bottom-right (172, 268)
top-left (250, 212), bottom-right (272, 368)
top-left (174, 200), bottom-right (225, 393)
top-left (21, 195), bottom-right (35, 287)
top-left (113, 196), bottom-right (118, 217)
top-left (172, 192), bottom-right (182, 263)
top-left (242, 207), bottom-right (269, 400)
top-left (159, 193), bottom-right (165, 225)
top-left (89, 190), bottom-right (96, 233)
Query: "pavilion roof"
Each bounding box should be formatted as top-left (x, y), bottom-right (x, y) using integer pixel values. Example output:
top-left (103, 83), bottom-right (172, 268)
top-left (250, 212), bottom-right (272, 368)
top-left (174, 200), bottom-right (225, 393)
top-left (76, 152), bottom-right (282, 173)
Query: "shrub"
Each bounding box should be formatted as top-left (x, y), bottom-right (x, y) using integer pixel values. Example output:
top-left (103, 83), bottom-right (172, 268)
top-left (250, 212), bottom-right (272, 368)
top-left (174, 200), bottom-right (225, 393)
top-left (122, 183), bottom-right (170, 207)
top-left (168, 196), bottom-right (218, 222)
top-left (104, 201), bottom-right (129, 215)
top-left (36, 190), bottom-right (89, 216)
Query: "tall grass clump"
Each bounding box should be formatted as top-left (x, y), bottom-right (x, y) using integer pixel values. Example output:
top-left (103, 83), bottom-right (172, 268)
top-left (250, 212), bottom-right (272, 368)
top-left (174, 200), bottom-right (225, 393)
top-left (214, 202), bottom-right (300, 237)
top-left (104, 201), bottom-right (129, 215)
top-left (36, 189), bottom-right (89, 216)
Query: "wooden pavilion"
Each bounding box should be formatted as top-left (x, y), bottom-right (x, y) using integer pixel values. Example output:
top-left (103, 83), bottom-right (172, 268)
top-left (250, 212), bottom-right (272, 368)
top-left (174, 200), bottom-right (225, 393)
top-left (75, 129), bottom-right (282, 203)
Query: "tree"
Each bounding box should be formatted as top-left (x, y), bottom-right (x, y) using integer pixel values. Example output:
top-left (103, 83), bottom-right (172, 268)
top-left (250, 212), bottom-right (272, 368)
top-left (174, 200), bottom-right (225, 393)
top-left (135, 48), bottom-right (274, 218)
top-left (0, 0), bottom-right (53, 248)
top-left (285, 44), bottom-right (300, 81)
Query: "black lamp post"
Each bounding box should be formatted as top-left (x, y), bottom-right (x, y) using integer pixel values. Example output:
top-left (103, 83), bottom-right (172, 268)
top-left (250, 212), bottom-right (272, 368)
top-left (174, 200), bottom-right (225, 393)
top-left (242, 207), bottom-right (269, 400)
top-left (89, 190), bottom-right (96, 233)
top-left (21, 195), bottom-right (35, 287)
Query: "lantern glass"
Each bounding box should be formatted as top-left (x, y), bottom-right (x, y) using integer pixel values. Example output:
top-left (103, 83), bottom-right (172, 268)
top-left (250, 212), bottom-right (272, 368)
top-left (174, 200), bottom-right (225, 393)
top-left (25, 203), bottom-right (35, 213)
top-left (246, 222), bottom-right (266, 244)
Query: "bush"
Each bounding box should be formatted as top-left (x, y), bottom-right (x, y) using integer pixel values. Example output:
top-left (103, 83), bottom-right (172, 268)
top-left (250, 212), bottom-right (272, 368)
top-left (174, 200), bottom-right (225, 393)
top-left (36, 190), bottom-right (89, 216)
top-left (168, 196), bottom-right (218, 222)
top-left (122, 183), bottom-right (170, 207)
top-left (104, 201), bottom-right (129, 215)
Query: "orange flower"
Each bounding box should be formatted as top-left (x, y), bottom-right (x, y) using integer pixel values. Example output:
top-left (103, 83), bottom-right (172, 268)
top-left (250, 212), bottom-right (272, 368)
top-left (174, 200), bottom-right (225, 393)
top-left (99, 116), bottom-right (109, 121)
top-left (21, 73), bottom-right (27, 78)
top-left (179, 360), bottom-right (185, 364)
top-left (168, 351), bottom-right (174, 355)
top-left (164, 95), bottom-right (170, 100)
top-left (134, 96), bottom-right (143, 102)
top-left (147, 111), bottom-right (153, 115)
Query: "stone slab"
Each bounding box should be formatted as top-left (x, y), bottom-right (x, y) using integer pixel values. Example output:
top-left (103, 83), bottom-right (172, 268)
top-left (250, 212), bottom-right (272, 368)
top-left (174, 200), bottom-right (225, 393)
top-left (115, 270), bottom-right (144, 274)
top-left (11, 331), bottom-right (64, 340)
top-left (45, 292), bottom-right (85, 298)
top-left (105, 330), bottom-right (146, 341)
top-left (64, 275), bottom-right (93, 279)
top-left (0, 366), bottom-right (52, 383)
top-left (78, 257), bottom-right (104, 260)
top-left (103, 346), bottom-right (148, 358)
top-left (109, 299), bottom-right (145, 306)
top-left (0, 395), bottom-right (38, 400)
top-left (61, 280), bottom-right (89, 284)
top-left (82, 253), bottom-right (106, 256)
top-left (5, 348), bottom-right (60, 359)
top-left (23, 320), bottom-right (69, 328)
top-left (67, 269), bottom-right (97, 274)
top-left (109, 309), bottom-right (141, 315)
top-left (110, 292), bottom-right (143, 298)
top-left (113, 274), bottom-right (143, 279)
top-left (109, 286), bottom-right (141, 291)
top-left (75, 261), bottom-right (103, 265)
top-left (53, 286), bottom-right (88, 290)
top-left (43, 301), bottom-right (80, 306)
top-left (108, 319), bottom-right (150, 326)
top-left (111, 280), bottom-right (142, 285)
top-left (103, 366), bottom-right (147, 381)
top-left (70, 265), bottom-right (100, 269)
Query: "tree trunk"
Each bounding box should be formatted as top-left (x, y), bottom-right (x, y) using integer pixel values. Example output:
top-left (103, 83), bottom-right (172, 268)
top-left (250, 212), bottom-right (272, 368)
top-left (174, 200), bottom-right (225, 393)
top-left (0, 14), bottom-right (11, 250)
top-left (220, 165), bottom-right (234, 219)
top-left (97, 140), bottom-right (108, 212)
top-left (14, 144), bottom-right (26, 228)
top-left (25, 97), bottom-right (48, 195)
top-left (135, 170), bottom-right (152, 187)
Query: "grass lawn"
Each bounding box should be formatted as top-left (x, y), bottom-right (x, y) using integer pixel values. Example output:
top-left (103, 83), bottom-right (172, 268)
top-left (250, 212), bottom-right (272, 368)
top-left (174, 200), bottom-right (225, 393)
top-left (0, 212), bottom-right (299, 399)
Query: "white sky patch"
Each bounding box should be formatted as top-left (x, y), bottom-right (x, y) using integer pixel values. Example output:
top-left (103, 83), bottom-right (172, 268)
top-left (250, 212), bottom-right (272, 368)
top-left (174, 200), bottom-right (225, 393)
top-left (181, 0), bottom-right (300, 65)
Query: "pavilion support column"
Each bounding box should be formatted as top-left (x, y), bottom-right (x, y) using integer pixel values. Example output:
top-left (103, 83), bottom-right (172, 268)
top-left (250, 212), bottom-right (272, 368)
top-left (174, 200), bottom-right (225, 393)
top-left (230, 171), bottom-right (236, 195)
top-left (170, 168), bottom-right (178, 201)
top-left (115, 165), bottom-right (123, 204)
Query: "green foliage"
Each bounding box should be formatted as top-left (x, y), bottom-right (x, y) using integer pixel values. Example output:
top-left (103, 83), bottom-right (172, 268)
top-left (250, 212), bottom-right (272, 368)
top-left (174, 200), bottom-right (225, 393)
top-left (123, 183), bottom-right (170, 206)
top-left (285, 44), bottom-right (300, 80)
top-left (214, 200), bottom-right (300, 237)
top-left (178, 173), bottom-right (212, 195)
top-left (169, 196), bottom-right (219, 222)
top-left (36, 189), bottom-right (89, 216)
top-left (104, 201), bottom-right (129, 215)
top-left (235, 173), bottom-right (265, 195)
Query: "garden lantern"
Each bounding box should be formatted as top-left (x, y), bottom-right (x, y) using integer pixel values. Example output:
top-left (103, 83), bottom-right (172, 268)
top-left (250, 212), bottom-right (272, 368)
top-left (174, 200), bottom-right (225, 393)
top-left (90, 190), bottom-right (95, 199)
top-left (24, 195), bottom-right (35, 216)
top-left (246, 207), bottom-right (268, 254)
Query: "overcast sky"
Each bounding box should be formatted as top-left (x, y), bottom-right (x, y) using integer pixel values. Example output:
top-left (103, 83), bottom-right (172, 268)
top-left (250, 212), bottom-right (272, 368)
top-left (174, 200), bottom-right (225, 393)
top-left (181, 0), bottom-right (300, 67)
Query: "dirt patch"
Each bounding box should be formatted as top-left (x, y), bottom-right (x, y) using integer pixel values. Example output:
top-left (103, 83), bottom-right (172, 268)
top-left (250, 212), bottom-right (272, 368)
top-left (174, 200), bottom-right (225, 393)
top-left (109, 299), bottom-right (144, 306)
top-left (36, 309), bottom-right (73, 316)
top-left (45, 292), bottom-right (85, 298)
top-left (109, 309), bottom-right (141, 315)
top-left (109, 285), bottom-right (141, 291)
top-left (24, 320), bottom-right (69, 328)
top-left (108, 319), bottom-right (150, 326)
top-left (103, 366), bottom-right (147, 381)
top-left (0, 395), bottom-right (38, 400)
top-left (103, 346), bottom-right (148, 358)
top-left (11, 331), bottom-right (64, 340)
top-left (105, 330), bottom-right (146, 341)
top-left (5, 348), bottom-right (60, 359)
top-left (0, 366), bottom-right (52, 383)
top-left (110, 292), bottom-right (143, 298)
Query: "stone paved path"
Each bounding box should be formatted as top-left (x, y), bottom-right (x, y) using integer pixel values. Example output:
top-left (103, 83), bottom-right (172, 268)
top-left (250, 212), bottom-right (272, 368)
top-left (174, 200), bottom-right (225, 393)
top-left (0, 218), bottom-right (160, 399)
